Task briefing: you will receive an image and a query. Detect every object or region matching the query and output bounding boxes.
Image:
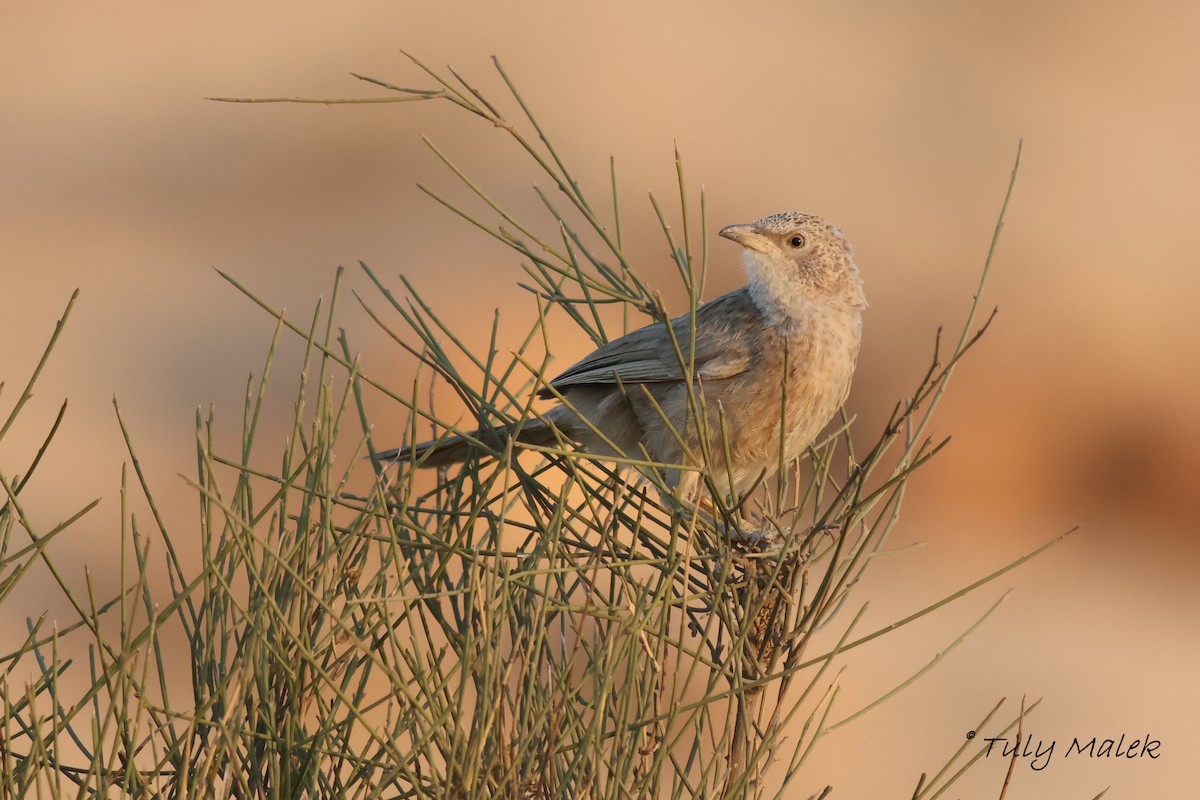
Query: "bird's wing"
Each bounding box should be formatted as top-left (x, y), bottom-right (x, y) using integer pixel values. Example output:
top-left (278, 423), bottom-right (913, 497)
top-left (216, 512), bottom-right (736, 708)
top-left (540, 289), bottom-right (759, 396)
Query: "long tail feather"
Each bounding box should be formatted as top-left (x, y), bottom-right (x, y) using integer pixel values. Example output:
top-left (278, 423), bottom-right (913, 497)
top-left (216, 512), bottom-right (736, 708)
top-left (375, 419), bottom-right (561, 468)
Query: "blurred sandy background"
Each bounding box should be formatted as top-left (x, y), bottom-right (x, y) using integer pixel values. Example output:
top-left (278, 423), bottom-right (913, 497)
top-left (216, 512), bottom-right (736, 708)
top-left (2, 1), bottom-right (1197, 795)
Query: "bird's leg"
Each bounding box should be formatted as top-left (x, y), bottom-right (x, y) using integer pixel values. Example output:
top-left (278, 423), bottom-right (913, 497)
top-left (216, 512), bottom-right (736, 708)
top-left (670, 491), bottom-right (786, 553)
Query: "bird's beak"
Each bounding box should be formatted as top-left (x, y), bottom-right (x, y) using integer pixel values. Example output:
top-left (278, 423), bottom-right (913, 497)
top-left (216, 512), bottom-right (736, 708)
top-left (719, 223), bottom-right (772, 253)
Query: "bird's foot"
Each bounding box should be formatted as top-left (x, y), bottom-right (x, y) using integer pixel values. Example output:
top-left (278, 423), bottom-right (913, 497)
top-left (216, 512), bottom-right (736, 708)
top-left (727, 524), bottom-right (785, 554)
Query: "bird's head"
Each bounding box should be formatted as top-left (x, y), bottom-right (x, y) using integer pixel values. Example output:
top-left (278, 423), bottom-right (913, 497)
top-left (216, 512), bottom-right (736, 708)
top-left (719, 211), bottom-right (867, 323)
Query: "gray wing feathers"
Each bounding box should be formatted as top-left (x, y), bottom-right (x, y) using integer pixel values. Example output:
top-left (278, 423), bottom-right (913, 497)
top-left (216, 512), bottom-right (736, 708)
top-left (697, 351), bottom-right (751, 380)
top-left (539, 289), bottom-right (760, 395)
top-left (546, 355), bottom-right (679, 388)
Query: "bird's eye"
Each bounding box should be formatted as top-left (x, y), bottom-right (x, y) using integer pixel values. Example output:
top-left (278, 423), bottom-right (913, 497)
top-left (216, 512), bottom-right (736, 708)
top-left (789, 234), bottom-right (805, 248)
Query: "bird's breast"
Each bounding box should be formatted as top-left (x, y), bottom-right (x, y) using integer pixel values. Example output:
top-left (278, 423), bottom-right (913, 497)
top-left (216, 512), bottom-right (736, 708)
top-left (775, 307), bottom-right (862, 456)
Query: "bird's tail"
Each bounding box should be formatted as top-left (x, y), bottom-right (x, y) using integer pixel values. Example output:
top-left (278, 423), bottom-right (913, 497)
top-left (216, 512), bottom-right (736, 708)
top-left (374, 418), bottom-right (562, 468)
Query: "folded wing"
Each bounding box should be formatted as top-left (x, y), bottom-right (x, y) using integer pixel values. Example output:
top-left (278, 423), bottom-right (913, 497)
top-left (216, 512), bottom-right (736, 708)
top-left (538, 288), bottom-right (761, 397)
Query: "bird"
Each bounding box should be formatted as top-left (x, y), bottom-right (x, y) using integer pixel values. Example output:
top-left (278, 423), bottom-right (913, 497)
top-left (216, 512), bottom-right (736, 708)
top-left (377, 211), bottom-right (866, 505)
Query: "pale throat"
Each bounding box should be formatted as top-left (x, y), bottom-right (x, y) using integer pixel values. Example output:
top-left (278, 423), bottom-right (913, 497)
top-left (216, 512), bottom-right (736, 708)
top-left (743, 249), bottom-right (832, 336)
